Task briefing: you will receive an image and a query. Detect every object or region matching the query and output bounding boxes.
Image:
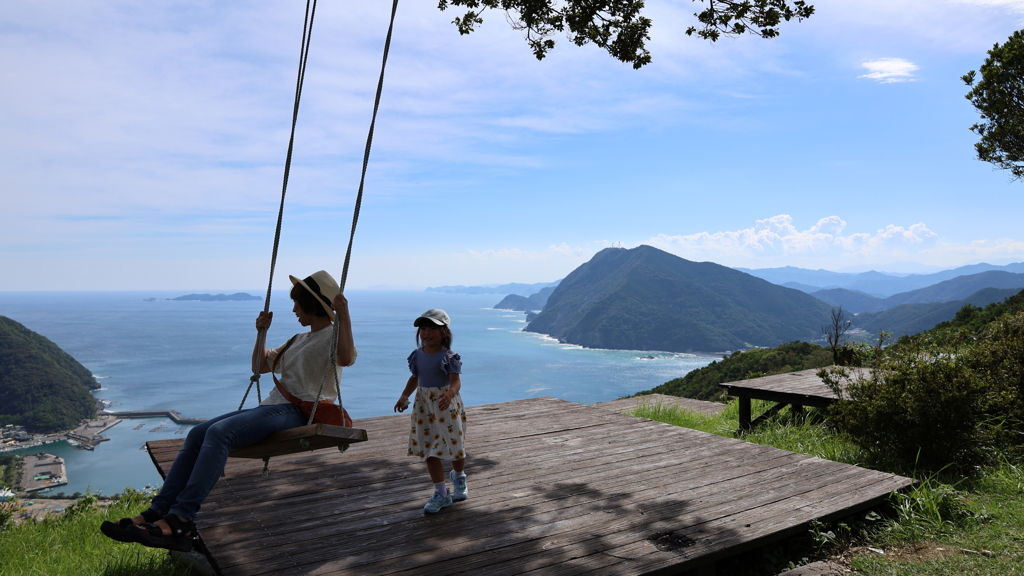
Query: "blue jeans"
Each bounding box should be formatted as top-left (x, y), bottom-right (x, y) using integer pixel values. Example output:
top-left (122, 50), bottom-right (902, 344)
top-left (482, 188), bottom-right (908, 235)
top-left (150, 403), bottom-right (305, 521)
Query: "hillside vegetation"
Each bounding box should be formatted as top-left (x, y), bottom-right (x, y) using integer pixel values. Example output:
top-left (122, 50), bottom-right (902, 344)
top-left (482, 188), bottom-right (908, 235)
top-left (852, 287), bottom-right (1022, 338)
top-left (640, 341), bottom-right (833, 401)
top-left (0, 316), bottom-right (98, 432)
top-left (828, 289), bottom-right (1024, 472)
top-left (526, 246), bottom-right (835, 352)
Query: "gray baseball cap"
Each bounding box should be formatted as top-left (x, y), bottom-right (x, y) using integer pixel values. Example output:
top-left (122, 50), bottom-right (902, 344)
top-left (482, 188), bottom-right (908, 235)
top-left (414, 309), bottom-right (450, 328)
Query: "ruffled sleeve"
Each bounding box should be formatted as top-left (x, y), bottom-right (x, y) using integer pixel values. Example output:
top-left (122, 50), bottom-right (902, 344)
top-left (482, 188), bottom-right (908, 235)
top-left (441, 350), bottom-right (462, 374)
top-left (407, 350), bottom-right (418, 376)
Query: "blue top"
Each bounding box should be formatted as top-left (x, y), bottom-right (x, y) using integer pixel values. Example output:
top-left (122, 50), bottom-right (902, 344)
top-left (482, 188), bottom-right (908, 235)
top-left (407, 348), bottom-right (462, 388)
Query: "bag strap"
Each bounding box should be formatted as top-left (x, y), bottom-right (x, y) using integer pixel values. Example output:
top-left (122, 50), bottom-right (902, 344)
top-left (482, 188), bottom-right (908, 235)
top-left (270, 335), bottom-right (307, 408)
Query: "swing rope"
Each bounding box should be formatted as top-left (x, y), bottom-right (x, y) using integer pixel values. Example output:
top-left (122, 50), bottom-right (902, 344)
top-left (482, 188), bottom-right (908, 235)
top-left (308, 0), bottom-right (400, 424)
top-left (240, 0), bottom-right (320, 410)
top-left (240, 0), bottom-right (401, 424)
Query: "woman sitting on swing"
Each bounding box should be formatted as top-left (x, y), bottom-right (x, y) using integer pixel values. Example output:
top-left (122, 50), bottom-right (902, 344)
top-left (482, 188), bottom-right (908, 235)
top-left (100, 270), bottom-right (356, 552)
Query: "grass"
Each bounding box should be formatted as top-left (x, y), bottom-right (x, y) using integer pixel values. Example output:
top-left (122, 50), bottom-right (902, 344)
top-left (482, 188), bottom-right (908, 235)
top-left (631, 399), bottom-right (1024, 576)
top-left (0, 491), bottom-right (192, 576)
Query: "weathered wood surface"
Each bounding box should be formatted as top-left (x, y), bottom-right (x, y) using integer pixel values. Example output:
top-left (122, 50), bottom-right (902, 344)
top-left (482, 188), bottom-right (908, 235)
top-left (593, 394), bottom-right (726, 416)
top-left (147, 397), bottom-right (911, 576)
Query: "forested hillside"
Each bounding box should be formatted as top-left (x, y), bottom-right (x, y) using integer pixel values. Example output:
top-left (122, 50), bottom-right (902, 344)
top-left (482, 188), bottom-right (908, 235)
top-left (0, 316), bottom-right (98, 432)
top-left (526, 246), bottom-right (834, 352)
top-left (852, 287), bottom-right (1022, 338)
top-left (639, 341), bottom-right (832, 401)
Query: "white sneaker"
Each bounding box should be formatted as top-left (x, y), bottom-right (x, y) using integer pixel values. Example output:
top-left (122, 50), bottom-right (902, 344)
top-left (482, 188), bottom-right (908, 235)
top-left (424, 489), bottom-right (452, 513)
top-left (449, 470), bottom-right (468, 501)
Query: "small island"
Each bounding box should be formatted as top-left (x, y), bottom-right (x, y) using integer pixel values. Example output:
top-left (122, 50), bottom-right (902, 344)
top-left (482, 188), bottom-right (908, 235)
top-left (171, 293), bottom-right (260, 302)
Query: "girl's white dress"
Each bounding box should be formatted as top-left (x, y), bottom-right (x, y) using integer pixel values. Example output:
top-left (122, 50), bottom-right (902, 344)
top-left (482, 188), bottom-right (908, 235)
top-left (407, 349), bottom-right (466, 462)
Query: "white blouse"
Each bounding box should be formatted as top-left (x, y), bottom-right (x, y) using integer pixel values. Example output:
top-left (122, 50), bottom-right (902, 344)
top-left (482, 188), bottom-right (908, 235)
top-left (261, 328), bottom-right (356, 405)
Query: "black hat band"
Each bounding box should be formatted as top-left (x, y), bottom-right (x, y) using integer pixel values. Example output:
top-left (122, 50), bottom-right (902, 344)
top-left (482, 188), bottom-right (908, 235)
top-left (303, 276), bottom-right (331, 307)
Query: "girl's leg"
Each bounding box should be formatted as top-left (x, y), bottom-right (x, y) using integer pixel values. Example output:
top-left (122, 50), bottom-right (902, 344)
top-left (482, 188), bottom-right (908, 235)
top-left (425, 457), bottom-right (445, 484)
top-left (449, 458), bottom-right (468, 501)
top-left (149, 409), bottom-right (247, 517)
top-left (165, 403), bottom-right (304, 522)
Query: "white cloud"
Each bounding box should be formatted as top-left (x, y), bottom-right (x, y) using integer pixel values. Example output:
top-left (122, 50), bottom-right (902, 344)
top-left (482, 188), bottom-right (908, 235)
top-left (924, 237), bottom-right (1024, 261)
top-left (646, 215), bottom-right (942, 267)
top-left (859, 58), bottom-right (919, 83)
top-left (954, 0), bottom-right (1024, 12)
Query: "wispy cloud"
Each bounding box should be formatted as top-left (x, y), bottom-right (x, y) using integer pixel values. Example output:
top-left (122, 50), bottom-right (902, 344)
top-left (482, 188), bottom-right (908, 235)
top-left (859, 58), bottom-right (919, 83)
top-left (953, 0), bottom-right (1024, 12)
top-left (646, 215), bottom-right (947, 266)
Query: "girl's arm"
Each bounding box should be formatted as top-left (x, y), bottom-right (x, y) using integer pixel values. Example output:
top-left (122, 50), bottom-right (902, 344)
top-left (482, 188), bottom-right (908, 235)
top-left (253, 311), bottom-right (273, 374)
top-left (438, 372), bottom-right (461, 411)
top-left (395, 376), bottom-right (418, 412)
top-left (332, 294), bottom-right (357, 367)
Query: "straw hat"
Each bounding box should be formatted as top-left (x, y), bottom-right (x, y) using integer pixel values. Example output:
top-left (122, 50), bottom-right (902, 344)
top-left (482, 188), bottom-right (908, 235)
top-left (289, 270), bottom-right (339, 320)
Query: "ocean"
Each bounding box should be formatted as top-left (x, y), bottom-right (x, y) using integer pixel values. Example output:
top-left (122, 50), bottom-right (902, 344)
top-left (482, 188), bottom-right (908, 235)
top-left (0, 290), bottom-right (717, 496)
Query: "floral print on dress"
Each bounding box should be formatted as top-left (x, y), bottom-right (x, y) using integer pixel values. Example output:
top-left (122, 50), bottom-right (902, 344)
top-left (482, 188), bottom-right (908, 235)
top-left (406, 383), bottom-right (467, 462)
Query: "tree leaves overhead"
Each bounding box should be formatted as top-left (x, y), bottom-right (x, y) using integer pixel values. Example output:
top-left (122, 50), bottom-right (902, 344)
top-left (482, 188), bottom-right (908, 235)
top-left (691, 0), bottom-right (815, 42)
top-left (963, 29), bottom-right (1024, 181)
top-left (437, 0), bottom-right (815, 69)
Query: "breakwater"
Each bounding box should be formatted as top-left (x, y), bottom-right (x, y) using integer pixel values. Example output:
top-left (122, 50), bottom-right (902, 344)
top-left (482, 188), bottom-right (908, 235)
top-left (106, 410), bottom-right (207, 425)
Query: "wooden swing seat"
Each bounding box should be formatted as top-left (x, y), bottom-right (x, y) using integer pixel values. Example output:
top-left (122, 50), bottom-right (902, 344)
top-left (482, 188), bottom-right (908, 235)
top-left (229, 423), bottom-right (368, 459)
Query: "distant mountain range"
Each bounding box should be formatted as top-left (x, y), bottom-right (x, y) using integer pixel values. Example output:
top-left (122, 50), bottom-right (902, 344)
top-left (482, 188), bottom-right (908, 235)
top-left (852, 287), bottom-right (1022, 339)
top-left (737, 262), bottom-right (1024, 298)
top-left (525, 246), bottom-right (834, 353)
top-left (811, 271), bottom-right (1024, 313)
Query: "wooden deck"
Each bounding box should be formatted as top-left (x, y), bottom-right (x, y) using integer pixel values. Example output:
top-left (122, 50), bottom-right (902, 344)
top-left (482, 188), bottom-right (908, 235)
top-left (147, 397), bottom-right (911, 576)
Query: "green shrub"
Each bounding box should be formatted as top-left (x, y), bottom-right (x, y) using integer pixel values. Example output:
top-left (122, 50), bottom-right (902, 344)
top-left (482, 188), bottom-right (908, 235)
top-left (824, 337), bottom-right (997, 474)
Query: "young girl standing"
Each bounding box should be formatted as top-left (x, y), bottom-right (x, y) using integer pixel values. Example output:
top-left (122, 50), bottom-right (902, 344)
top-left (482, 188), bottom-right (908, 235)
top-left (394, 309), bottom-right (467, 513)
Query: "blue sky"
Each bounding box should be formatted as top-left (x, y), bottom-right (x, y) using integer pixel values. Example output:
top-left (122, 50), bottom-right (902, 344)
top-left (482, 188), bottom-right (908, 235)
top-left (3, 0), bottom-right (1024, 291)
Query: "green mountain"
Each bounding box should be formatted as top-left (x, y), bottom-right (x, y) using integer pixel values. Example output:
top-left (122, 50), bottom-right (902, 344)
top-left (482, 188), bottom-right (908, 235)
top-left (0, 316), bottom-right (98, 432)
top-left (524, 246), bottom-right (836, 352)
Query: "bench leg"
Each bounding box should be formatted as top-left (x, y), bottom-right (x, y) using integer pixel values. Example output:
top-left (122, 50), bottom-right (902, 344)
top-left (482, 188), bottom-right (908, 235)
top-left (738, 396), bottom-right (751, 432)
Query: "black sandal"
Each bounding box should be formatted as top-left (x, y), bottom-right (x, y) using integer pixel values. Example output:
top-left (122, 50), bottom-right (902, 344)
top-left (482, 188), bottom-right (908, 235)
top-left (132, 514), bottom-right (196, 552)
top-left (100, 508), bottom-right (161, 542)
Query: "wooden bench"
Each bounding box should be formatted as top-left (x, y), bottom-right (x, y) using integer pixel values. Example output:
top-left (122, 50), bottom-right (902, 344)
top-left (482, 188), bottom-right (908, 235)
top-left (719, 368), bottom-right (867, 431)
